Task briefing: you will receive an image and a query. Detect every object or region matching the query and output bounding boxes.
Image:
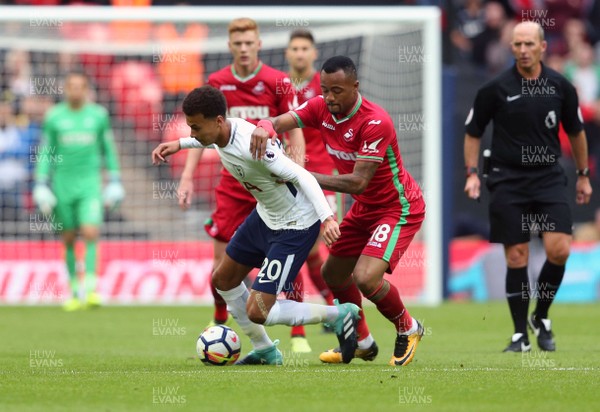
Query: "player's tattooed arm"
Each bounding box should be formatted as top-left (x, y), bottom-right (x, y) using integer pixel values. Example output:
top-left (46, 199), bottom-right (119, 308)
top-left (312, 160), bottom-right (378, 195)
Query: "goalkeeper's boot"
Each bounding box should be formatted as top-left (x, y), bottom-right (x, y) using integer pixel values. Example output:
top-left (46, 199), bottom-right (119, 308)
top-left (503, 332), bottom-right (531, 352)
top-left (528, 314), bottom-right (555, 351)
top-left (205, 314), bottom-right (234, 329)
top-left (85, 292), bottom-right (102, 309)
top-left (319, 341), bottom-right (379, 363)
top-left (290, 336), bottom-right (312, 353)
top-left (235, 339), bottom-right (283, 365)
top-left (389, 319), bottom-right (424, 366)
top-left (330, 300), bottom-right (360, 363)
top-left (62, 298), bottom-right (82, 312)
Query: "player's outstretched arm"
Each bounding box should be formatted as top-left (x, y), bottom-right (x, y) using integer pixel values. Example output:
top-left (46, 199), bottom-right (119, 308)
top-left (463, 133), bottom-right (481, 200)
top-left (568, 130), bottom-right (592, 204)
top-left (250, 113), bottom-right (299, 160)
top-left (286, 128), bottom-right (305, 168)
top-left (151, 140), bottom-right (181, 165)
top-left (312, 160), bottom-right (378, 195)
top-left (178, 148), bottom-right (205, 210)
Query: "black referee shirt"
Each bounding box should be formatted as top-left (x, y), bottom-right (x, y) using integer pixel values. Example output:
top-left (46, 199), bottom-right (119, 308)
top-left (465, 62), bottom-right (584, 169)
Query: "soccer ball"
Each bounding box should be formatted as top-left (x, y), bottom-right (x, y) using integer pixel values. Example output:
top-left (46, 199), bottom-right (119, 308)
top-left (196, 325), bottom-right (241, 366)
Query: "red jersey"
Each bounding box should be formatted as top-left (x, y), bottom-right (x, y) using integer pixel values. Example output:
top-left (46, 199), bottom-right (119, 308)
top-left (294, 72), bottom-right (336, 174)
top-left (291, 94), bottom-right (423, 210)
top-left (208, 62), bottom-right (295, 124)
top-left (208, 62), bottom-right (297, 201)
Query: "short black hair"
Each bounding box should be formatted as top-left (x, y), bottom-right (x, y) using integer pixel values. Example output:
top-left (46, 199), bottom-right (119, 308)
top-left (182, 85), bottom-right (227, 118)
top-left (289, 29), bottom-right (315, 44)
top-left (321, 56), bottom-right (357, 80)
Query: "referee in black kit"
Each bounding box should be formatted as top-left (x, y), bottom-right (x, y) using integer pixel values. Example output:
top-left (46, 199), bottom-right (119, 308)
top-left (463, 21), bottom-right (592, 352)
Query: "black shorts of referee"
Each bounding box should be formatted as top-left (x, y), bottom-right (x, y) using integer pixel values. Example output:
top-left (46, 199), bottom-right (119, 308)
top-left (486, 162), bottom-right (572, 244)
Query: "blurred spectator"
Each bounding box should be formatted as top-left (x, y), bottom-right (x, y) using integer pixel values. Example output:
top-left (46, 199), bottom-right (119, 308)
top-left (110, 60), bottom-right (162, 139)
top-left (563, 42), bottom-right (600, 177)
top-left (510, 0), bottom-right (587, 56)
top-left (564, 42), bottom-right (600, 108)
top-left (0, 100), bottom-right (28, 220)
top-left (3, 49), bottom-right (32, 102)
top-left (563, 18), bottom-right (589, 56)
top-left (153, 22), bottom-right (208, 115)
top-left (474, 1), bottom-right (515, 74)
top-left (451, 0), bottom-right (486, 58)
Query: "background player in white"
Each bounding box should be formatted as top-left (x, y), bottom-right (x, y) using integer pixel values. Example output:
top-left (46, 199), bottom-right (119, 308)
top-left (176, 19), bottom-right (306, 343)
top-left (151, 85), bottom-right (359, 365)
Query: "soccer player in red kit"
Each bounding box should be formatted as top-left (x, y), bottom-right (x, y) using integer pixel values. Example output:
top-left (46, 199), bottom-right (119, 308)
top-left (251, 56), bottom-right (426, 366)
top-left (284, 30), bottom-right (338, 344)
top-left (177, 18), bottom-right (305, 341)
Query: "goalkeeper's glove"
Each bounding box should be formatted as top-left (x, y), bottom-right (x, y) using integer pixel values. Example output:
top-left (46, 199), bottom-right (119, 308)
top-left (32, 182), bottom-right (57, 215)
top-left (103, 178), bottom-right (125, 210)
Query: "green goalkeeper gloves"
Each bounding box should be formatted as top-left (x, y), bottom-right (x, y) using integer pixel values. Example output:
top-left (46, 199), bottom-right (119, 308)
top-left (32, 183), bottom-right (57, 215)
top-left (103, 179), bottom-right (125, 210)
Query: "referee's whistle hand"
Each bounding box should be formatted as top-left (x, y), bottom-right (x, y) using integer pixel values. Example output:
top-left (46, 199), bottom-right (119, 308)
top-left (464, 175), bottom-right (481, 200)
top-left (576, 177), bottom-right (593, 205)
top-left (250, 127), bottom-right (270, 160)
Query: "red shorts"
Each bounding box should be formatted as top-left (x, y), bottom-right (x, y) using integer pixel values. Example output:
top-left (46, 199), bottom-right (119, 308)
top-left (204, 172), bottom-right (256, 242)
top-left (329, 197), bottom-right (425, 273)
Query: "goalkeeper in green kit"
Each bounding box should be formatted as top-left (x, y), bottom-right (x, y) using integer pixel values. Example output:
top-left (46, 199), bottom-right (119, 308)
top-left (33, 72), bottom-right (125, 311)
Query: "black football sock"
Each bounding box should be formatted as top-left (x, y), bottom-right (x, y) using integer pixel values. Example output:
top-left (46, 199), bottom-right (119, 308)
top-left (534, 260), bottom-right (565, 319)
top-left (506, 267), bottom-right (529, 335)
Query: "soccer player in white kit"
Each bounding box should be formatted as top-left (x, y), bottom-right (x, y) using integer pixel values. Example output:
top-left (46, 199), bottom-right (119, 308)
top-left (152, 85), bottom-right (360, 365)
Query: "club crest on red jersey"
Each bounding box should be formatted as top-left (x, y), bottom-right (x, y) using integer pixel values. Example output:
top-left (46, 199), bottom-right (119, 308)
top-left (252, 81), bottom-right (266, 95)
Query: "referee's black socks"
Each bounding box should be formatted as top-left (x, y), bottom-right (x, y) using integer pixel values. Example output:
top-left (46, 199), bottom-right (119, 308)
top-left (534, 260), bottom-right (565, 319)
top-left (506, 267), bottom-right (529, 335)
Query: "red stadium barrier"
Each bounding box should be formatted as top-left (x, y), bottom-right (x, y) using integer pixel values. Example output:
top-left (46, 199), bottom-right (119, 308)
top-left (0, 241), bottom-right (426, 304)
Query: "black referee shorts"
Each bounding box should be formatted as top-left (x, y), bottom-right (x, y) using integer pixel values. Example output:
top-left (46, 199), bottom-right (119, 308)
top-left (486, 164), bottom-right (573, 245)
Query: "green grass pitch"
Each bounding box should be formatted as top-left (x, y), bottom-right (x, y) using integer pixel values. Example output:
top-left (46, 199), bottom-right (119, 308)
top-left (1, 302), bottom-right (598, 411)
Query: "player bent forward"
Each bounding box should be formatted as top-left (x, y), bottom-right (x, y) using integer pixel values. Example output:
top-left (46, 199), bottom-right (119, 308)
top-left (152, 85), bottom-right (360, 364)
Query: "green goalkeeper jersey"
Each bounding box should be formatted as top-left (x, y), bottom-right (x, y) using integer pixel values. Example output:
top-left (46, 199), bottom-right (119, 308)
top-left (35, 102), bottom-right (120, 183)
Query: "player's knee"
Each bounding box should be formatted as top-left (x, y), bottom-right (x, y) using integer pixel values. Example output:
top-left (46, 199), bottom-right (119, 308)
top-left (211, 269), bottom-right (226, 291)
top-left (505, 244), bottom-right (528, 267)
top-left (352, 271), bottom-right (380, 295)
top-left (547, 245), bottom-right (570, 265)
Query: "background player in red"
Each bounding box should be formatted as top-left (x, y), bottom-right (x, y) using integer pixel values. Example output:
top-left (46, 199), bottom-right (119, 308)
top-left (284, 30), bottom-right (338, 346)
top-left (175, 18), bottom-right (306, 345)
top-left (251, 56), bottom-right (426, 366)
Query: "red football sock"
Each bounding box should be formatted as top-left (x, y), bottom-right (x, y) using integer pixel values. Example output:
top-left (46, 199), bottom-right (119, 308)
top-left (286, 274), bottom-right (306, 337)
top-left (365, 279), bottom-right (412, 333)
top-left (329, 276), bottom-right (370, 341)
top-left (306, 252), bottom-right (334, 305)
top-left (210, 280), bottom-right (229, 323)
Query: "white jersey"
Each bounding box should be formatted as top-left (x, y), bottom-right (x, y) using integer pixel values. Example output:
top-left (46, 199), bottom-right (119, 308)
top-left (180, 118), bottom-right (332, 230)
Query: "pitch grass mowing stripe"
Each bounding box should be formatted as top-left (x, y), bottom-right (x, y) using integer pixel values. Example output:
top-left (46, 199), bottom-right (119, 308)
top-left (1, 302), bottom-right (599, 412)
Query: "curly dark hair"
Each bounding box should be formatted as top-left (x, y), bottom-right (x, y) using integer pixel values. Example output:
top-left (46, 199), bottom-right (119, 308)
top-left (182, 85), bottom-right (227, 118)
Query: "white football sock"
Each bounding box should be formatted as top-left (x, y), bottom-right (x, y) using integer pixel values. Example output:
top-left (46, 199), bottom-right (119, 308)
top-left (216, 283), bottom-right (273, 350)
top-left (264, 300), bottom-right (338, 326)
top-left (399, 317), bottom-right (419, 336)
top-left (358, 334), bottom-right (375, 349)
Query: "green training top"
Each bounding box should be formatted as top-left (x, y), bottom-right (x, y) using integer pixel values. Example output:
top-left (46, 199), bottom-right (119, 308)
top-left (35, 102), bottom-right (120, 182)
